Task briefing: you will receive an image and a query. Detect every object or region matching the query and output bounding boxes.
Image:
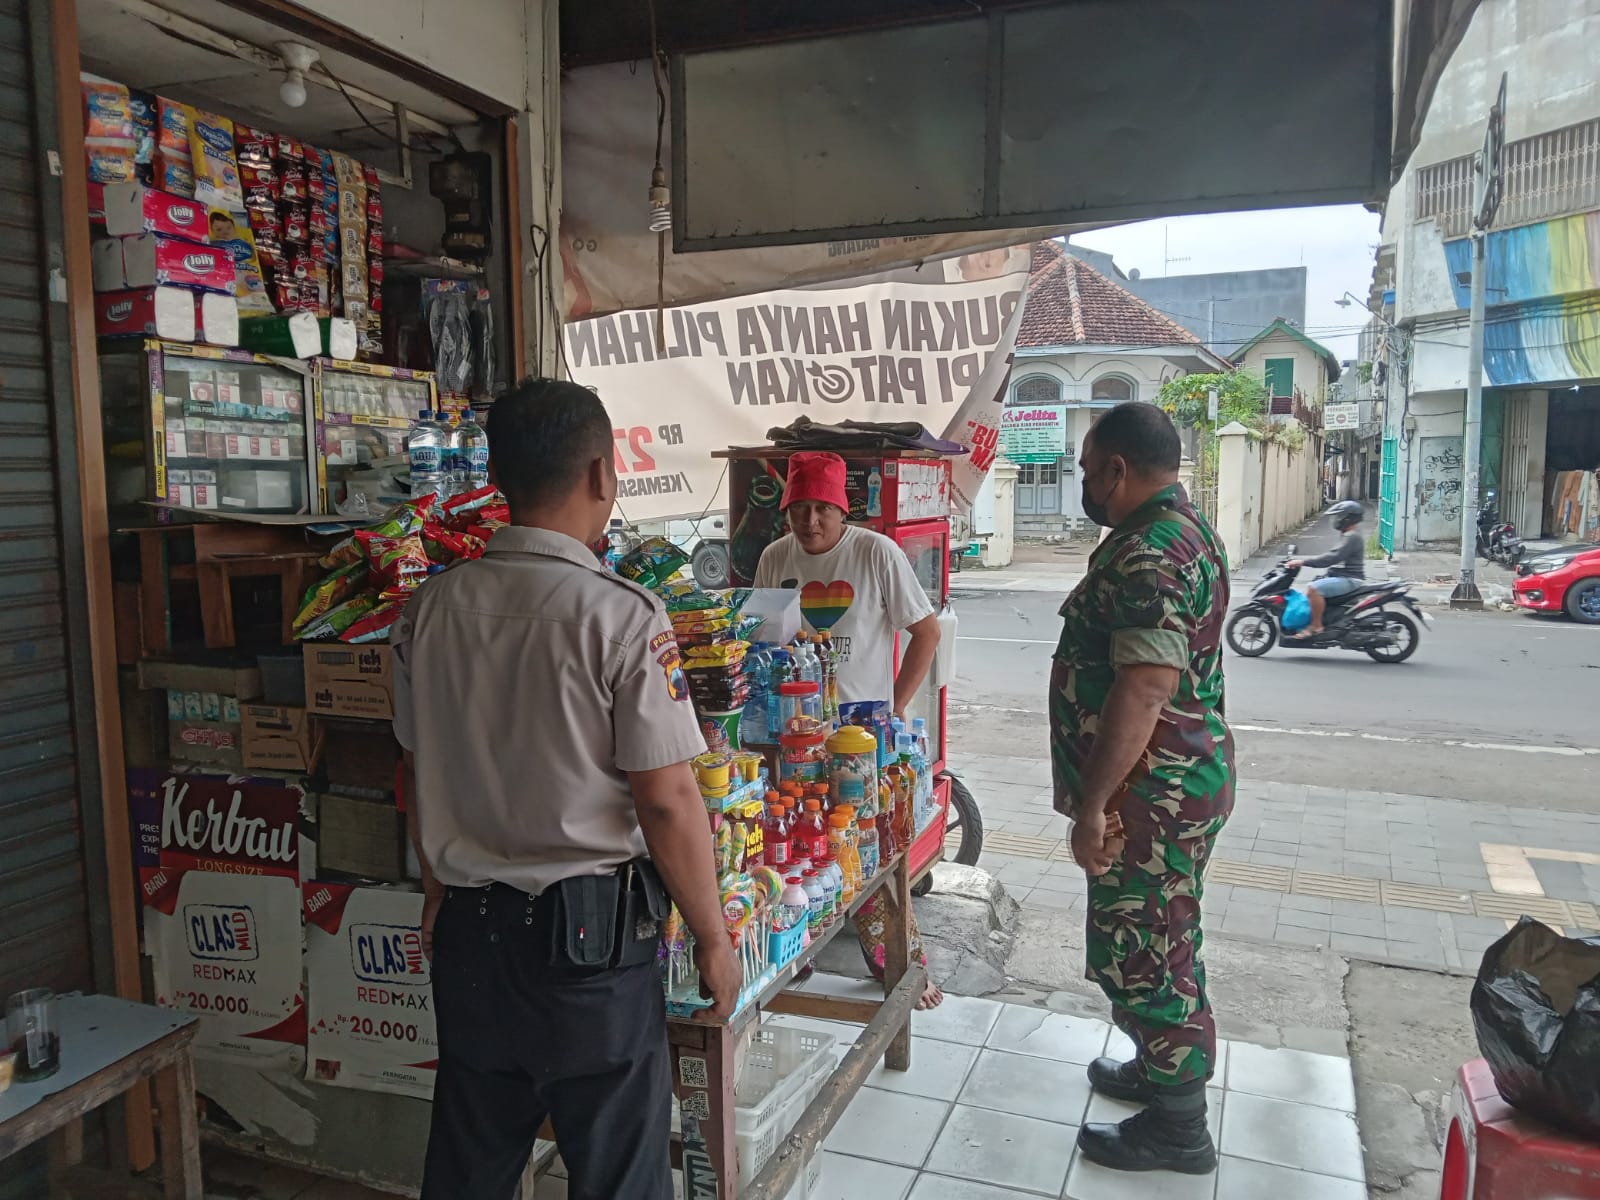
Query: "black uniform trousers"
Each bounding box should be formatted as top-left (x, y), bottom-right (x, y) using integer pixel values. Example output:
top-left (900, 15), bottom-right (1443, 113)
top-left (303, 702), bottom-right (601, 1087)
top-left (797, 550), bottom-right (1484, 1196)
top-left (422, 883), bottom-right (674, 1200)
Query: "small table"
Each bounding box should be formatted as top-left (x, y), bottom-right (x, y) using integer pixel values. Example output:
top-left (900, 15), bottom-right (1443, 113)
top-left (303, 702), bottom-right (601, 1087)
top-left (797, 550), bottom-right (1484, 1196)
top-left (0, 995), bottom-right (201, 1199)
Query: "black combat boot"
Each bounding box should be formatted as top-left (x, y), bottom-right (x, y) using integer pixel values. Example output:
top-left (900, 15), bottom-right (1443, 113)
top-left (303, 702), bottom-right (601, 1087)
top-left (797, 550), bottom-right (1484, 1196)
top-left (1075, 1079), bottom-right (1216, 1174)
top-left (1086, 1056), bottom-right (1154, 1103)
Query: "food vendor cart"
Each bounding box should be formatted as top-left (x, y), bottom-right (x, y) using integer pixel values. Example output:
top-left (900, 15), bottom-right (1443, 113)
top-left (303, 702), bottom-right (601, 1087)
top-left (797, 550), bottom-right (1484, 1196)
top-left (718, 446), bottom-right (984, 891)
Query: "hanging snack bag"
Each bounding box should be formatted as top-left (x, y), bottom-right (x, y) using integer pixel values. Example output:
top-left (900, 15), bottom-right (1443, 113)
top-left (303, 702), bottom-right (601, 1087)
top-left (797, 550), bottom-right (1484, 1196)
top-left (359, 531), bottom-right (429, 598)
top-left (343, 599), bottom-right (406, 644)
top-left (296, 592), bottom-right (377, 642)
top-left (154, 98), bottom-right (195, 195)
top-left (617, 537), bottom-right (690, 590)
top-left (187, 107), bottom-right (242, 212)
top-left (292, 560), bottom-right (369, 635)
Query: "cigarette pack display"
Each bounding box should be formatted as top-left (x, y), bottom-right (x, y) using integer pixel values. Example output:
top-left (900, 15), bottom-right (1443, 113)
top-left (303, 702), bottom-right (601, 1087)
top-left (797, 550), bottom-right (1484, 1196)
top-left (195, 292), bottom-right (240, 346)
top-left (95, 287), bottom-right (195, 341)
top-left (121, 234), bottom-right (234, 293)
top-left (90, 238), bottom-right (125, 291)
top-left (96, 341), bottom-right (318, 518)
top-left (103, 183), bottom-right (208, 239)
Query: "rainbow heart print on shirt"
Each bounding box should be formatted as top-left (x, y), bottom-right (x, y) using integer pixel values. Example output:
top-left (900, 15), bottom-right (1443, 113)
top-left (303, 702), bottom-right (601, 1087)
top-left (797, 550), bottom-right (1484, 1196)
top-left (800, 580), bottom-right (855, 631)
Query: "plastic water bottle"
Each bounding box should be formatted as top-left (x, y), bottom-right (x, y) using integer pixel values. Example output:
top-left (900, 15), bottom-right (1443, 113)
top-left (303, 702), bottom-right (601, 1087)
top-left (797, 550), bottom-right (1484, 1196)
top-left (452, 405), bottom-right (490, 493)
top-left (742, 645), bottom-right (772, 744)
top-left (767, 650), bottom-right (793, 737)
top-left (408, 409), bottom-right (449, 501)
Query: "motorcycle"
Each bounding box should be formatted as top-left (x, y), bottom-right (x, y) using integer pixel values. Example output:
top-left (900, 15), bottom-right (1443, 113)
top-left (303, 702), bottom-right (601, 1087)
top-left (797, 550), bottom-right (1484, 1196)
top-left (1476, 491), bottom-right (1524, 568)
top-left (1225, 546), bottom-right (1431, 663)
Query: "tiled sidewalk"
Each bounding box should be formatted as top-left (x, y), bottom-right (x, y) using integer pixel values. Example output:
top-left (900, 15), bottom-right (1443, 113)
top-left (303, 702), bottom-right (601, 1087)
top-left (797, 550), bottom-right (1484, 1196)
top-left (768, 982), bottom-right (1365, 1200)
top-left (947, 752), bottom-right (1600, 971)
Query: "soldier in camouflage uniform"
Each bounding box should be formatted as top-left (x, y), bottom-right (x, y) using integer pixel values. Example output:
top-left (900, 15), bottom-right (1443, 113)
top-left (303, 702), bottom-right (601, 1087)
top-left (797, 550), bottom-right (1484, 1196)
top-left (1049, 402), bottom-right (1234, 1175)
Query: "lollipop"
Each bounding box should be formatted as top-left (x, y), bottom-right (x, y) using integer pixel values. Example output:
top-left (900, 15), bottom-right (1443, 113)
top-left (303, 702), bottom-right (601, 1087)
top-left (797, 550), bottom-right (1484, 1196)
top-left (751, 866), bottom-right (786, 907)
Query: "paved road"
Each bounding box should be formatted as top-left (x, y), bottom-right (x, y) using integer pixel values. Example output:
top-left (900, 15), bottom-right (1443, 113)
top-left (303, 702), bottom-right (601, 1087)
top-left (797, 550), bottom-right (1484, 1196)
top-left (946, 586), bottom-right (1600, 810)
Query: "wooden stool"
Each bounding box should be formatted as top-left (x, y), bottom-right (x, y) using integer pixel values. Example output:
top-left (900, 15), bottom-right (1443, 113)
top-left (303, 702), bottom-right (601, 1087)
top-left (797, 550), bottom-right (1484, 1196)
top-left (0, 995), bottom-right (201, 1199)
top-left (1440, 1058), bottom-right (1600, 1199)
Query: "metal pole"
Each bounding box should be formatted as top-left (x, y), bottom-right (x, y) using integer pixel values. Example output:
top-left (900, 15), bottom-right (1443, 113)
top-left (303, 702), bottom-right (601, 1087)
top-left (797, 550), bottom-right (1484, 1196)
top-left (1450, 229), bottom-right (1488, 608)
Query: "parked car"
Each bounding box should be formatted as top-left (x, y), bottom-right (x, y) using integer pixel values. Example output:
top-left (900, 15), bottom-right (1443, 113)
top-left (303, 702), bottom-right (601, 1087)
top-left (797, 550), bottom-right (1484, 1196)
top-left (1512, 544), bottom-right (1600, 624)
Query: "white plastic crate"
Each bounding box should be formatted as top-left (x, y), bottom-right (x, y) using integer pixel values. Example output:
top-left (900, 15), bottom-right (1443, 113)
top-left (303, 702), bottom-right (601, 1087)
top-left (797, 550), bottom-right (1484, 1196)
top-left (733, 1025), bottom-right (836, 1191)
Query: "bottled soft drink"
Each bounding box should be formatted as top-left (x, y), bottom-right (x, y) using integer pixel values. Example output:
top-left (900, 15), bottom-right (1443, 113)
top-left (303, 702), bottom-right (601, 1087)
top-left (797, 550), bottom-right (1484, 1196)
top-left (780, 876), bottom-right (810, 934)
top-left (798, 798), bottom-right (829, 863)
top-left (408, 409), bottom-right (449, 501)
top-left (802, 870), bottom-right (826, 934)
top-left (763, 798), bottom-right (792, 870)
top-left (451, 405), bottom-right (490, 493)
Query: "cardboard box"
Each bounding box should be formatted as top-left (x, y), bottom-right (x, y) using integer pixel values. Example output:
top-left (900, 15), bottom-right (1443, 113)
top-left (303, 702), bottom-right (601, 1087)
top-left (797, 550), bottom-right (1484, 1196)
top-left (121, 233), bottom-right (234, 293)
top-left (103, 182), bottom-right (209, 239)
top-left (304, 643), bottom-right (393, 720)
top-left (241, 704), bottom-right (318, 772)
top-left (319, 718), bottom-right (401, 792)
top-left (138, 657), bottom-right (262, 699)
top-left (168, 716), bottom-right (242, 769)
top-left (317, 792), bottom-right (405, 881)
top-left (95, 286), bottom-right (196, 341)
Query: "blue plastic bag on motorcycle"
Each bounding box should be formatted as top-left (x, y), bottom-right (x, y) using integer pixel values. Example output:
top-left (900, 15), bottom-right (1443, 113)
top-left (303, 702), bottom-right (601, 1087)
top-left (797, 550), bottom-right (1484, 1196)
top-left (1282, 590), bottom-right (1312, 631)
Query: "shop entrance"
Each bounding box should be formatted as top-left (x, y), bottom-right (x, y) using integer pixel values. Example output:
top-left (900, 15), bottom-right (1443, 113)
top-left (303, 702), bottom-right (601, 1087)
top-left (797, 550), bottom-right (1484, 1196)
top-left (1543, 385), bottom-right (1600, 538)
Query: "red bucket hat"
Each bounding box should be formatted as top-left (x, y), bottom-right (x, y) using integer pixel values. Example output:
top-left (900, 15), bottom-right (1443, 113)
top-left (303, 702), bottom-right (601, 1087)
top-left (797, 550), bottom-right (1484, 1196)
top-left (780, 452), bottom-right (849, 512)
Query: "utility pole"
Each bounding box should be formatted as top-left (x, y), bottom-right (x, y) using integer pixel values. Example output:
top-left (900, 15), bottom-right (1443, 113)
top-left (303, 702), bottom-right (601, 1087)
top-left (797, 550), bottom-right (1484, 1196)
top-left (1451, 72), bottom-right (1506, 610)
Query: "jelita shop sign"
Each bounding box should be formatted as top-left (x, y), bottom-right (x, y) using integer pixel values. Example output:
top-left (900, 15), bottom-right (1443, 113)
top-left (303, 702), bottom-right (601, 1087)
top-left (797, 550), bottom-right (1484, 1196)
top-left (155, 771), bottom-right (303, 877)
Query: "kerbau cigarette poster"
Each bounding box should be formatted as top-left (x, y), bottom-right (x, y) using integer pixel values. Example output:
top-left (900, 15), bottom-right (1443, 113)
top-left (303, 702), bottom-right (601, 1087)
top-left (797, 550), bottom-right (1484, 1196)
top-left (144, 865), bottom-right (305, 1070)
top-left (303, 882), bottom-right (438, 1099)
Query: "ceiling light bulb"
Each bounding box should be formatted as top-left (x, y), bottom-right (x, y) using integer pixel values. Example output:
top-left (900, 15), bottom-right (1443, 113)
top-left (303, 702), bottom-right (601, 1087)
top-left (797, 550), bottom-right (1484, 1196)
top-left (275, 42), bottom-right (319, 109)
top-left (279, 69), bottom-right (307, 108)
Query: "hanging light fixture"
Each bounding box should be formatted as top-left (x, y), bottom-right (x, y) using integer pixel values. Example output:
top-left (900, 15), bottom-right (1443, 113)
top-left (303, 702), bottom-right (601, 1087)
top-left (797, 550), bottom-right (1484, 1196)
top-left (277, 42), bottom-right (320, 108)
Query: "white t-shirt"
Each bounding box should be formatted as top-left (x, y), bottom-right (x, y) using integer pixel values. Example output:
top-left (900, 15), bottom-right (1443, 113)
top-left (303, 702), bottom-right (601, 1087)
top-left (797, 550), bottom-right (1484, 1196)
top-left (754, 525), bottom-right (935, 704)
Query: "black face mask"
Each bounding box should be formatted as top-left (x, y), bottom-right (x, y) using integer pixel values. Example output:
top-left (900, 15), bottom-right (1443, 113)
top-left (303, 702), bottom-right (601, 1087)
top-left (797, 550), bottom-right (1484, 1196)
top-left (1081, 462), bottom-right (1121, 528)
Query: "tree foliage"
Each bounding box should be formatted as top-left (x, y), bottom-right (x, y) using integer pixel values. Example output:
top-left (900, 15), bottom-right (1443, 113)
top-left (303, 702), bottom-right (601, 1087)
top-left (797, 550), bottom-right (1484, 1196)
top-left (1156, 369), bottom-right (1305, 449)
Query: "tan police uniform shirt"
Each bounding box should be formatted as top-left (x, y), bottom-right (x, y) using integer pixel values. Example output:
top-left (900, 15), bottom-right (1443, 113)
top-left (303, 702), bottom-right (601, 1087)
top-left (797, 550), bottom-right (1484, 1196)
top-left (391, 525), bottom-right (706, 895)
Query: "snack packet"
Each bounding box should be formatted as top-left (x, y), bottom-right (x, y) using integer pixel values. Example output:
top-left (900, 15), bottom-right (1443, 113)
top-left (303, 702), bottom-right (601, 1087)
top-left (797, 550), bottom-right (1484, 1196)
top-left (318, 498), bottom-right (433, 567)
top-left (343, 598), bottom-right (407, 643)
top-left (296, 592), bottom-right (377, 641)
top-left (291, 560), bottom-right (368, 634)
top-left (441, 485), bottom-right (500, 527)
top-left (617, 537), bottom-right (689, 590)
top-left (358, 531), bottom-right (428, 598)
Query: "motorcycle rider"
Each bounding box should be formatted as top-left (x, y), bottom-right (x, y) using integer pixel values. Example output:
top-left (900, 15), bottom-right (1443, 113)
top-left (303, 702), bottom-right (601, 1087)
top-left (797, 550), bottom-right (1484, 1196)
top-left (1286, 501), bottom-right (1365, 637)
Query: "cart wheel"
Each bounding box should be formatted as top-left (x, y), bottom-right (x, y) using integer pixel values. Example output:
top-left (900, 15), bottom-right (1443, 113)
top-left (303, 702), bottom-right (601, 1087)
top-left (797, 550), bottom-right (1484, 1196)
top-left (911, 874), bottom-right (934, 897)
top-left (941, 772), bottom-right (985, 866)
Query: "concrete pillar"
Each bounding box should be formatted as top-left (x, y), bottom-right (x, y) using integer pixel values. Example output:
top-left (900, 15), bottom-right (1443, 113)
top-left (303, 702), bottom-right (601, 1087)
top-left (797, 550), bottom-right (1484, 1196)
top-left (1178, 454), bottom-right (1196, 498)
top-left (1215, 422), bottom-right (1254, 567)
top-left (982, 457), bottom-right (1020, 568)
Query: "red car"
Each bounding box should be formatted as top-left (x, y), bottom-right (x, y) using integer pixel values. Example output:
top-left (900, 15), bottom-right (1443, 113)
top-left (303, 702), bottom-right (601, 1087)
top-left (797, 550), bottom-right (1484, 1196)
top-left (1513, 543), bottom-right (1600, 623)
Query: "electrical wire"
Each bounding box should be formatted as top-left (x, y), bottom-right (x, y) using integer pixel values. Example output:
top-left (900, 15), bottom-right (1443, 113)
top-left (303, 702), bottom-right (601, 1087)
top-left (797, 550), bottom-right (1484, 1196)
top-left (314, 61), bottom-right (458, 155)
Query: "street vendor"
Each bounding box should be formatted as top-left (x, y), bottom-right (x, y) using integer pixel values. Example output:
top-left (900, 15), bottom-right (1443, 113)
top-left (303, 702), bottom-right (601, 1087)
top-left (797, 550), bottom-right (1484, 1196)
top-left (394, 379), bottom-right (740, 1200)
top-left (753, 451), bottom-right (946, 1009)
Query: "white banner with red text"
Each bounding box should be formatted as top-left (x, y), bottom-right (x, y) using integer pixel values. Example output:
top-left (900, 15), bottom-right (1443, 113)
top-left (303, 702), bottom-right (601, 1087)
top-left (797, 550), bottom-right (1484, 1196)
top-left (563, 246), bottom-right (1031, 523)
top-left (304, 883), bottom-right (437, 1100)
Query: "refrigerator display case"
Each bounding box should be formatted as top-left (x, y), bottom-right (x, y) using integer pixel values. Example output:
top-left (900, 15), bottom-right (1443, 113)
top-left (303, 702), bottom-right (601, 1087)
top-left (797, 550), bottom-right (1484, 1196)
top-left (720, 447), bottom-right (956, 882)
top-left (99, 340), bottom-right (315, 520)
top-left (311, 359), bottom-right (436, 512)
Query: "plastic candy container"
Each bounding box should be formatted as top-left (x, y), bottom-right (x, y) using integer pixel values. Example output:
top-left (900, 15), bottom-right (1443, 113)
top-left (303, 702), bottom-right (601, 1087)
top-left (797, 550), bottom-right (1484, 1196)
top-left (827, 725), bottom-right (879, 819)
top-left (779, 731), bottom-right (828, 785)
top-left (777, 680), bottom-right (824, 736)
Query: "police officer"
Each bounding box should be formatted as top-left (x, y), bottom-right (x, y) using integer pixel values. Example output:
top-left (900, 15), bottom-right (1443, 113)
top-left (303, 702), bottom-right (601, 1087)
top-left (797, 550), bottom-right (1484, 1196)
top-left (1050, 402), bottom-right (1234, 1175)
top-left (393, 379), bottom-right (741, 1200)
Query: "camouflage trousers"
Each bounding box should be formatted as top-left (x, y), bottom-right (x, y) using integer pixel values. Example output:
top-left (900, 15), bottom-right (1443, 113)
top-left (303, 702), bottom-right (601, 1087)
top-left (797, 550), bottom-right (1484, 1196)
top-left (1085, 800), bottom-right (1229, 1088)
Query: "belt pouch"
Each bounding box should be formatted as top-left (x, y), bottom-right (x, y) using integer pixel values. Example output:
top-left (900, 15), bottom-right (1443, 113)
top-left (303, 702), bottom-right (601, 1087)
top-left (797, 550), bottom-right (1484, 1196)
top-left (552, 874), bottom-right (619, 967)
top-left (616, 859), bottom-right (672, 967)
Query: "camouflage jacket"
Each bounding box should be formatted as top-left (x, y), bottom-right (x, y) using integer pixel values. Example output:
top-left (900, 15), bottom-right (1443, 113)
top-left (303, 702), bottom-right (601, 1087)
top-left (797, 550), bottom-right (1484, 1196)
top-left (1049, 484), bottom-right (1234, 822)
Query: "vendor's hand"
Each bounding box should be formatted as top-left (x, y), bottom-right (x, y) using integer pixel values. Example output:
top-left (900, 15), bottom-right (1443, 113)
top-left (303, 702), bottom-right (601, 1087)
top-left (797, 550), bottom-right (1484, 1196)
top-left (1071, 811), bottom-right (1122, 877)
top-left (694, 934), bottom-right (743, 1021)
top-left (420, 891), bottom-right (443, 962)
top-left (1285, 559), bottom-right (1303, 569)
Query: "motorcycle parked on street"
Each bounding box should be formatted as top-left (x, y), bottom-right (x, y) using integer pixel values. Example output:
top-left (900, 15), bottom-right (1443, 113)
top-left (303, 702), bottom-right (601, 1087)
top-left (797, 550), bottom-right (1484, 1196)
top-left (1476, 490), bottom-right (1525, 568)
top-left (1225, 546), bottom-right (1432, 663)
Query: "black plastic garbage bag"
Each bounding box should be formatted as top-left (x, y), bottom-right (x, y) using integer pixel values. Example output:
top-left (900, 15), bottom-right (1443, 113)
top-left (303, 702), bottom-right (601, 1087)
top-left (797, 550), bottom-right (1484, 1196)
top-left (1470, 916), bottom-right (1600, 1140)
